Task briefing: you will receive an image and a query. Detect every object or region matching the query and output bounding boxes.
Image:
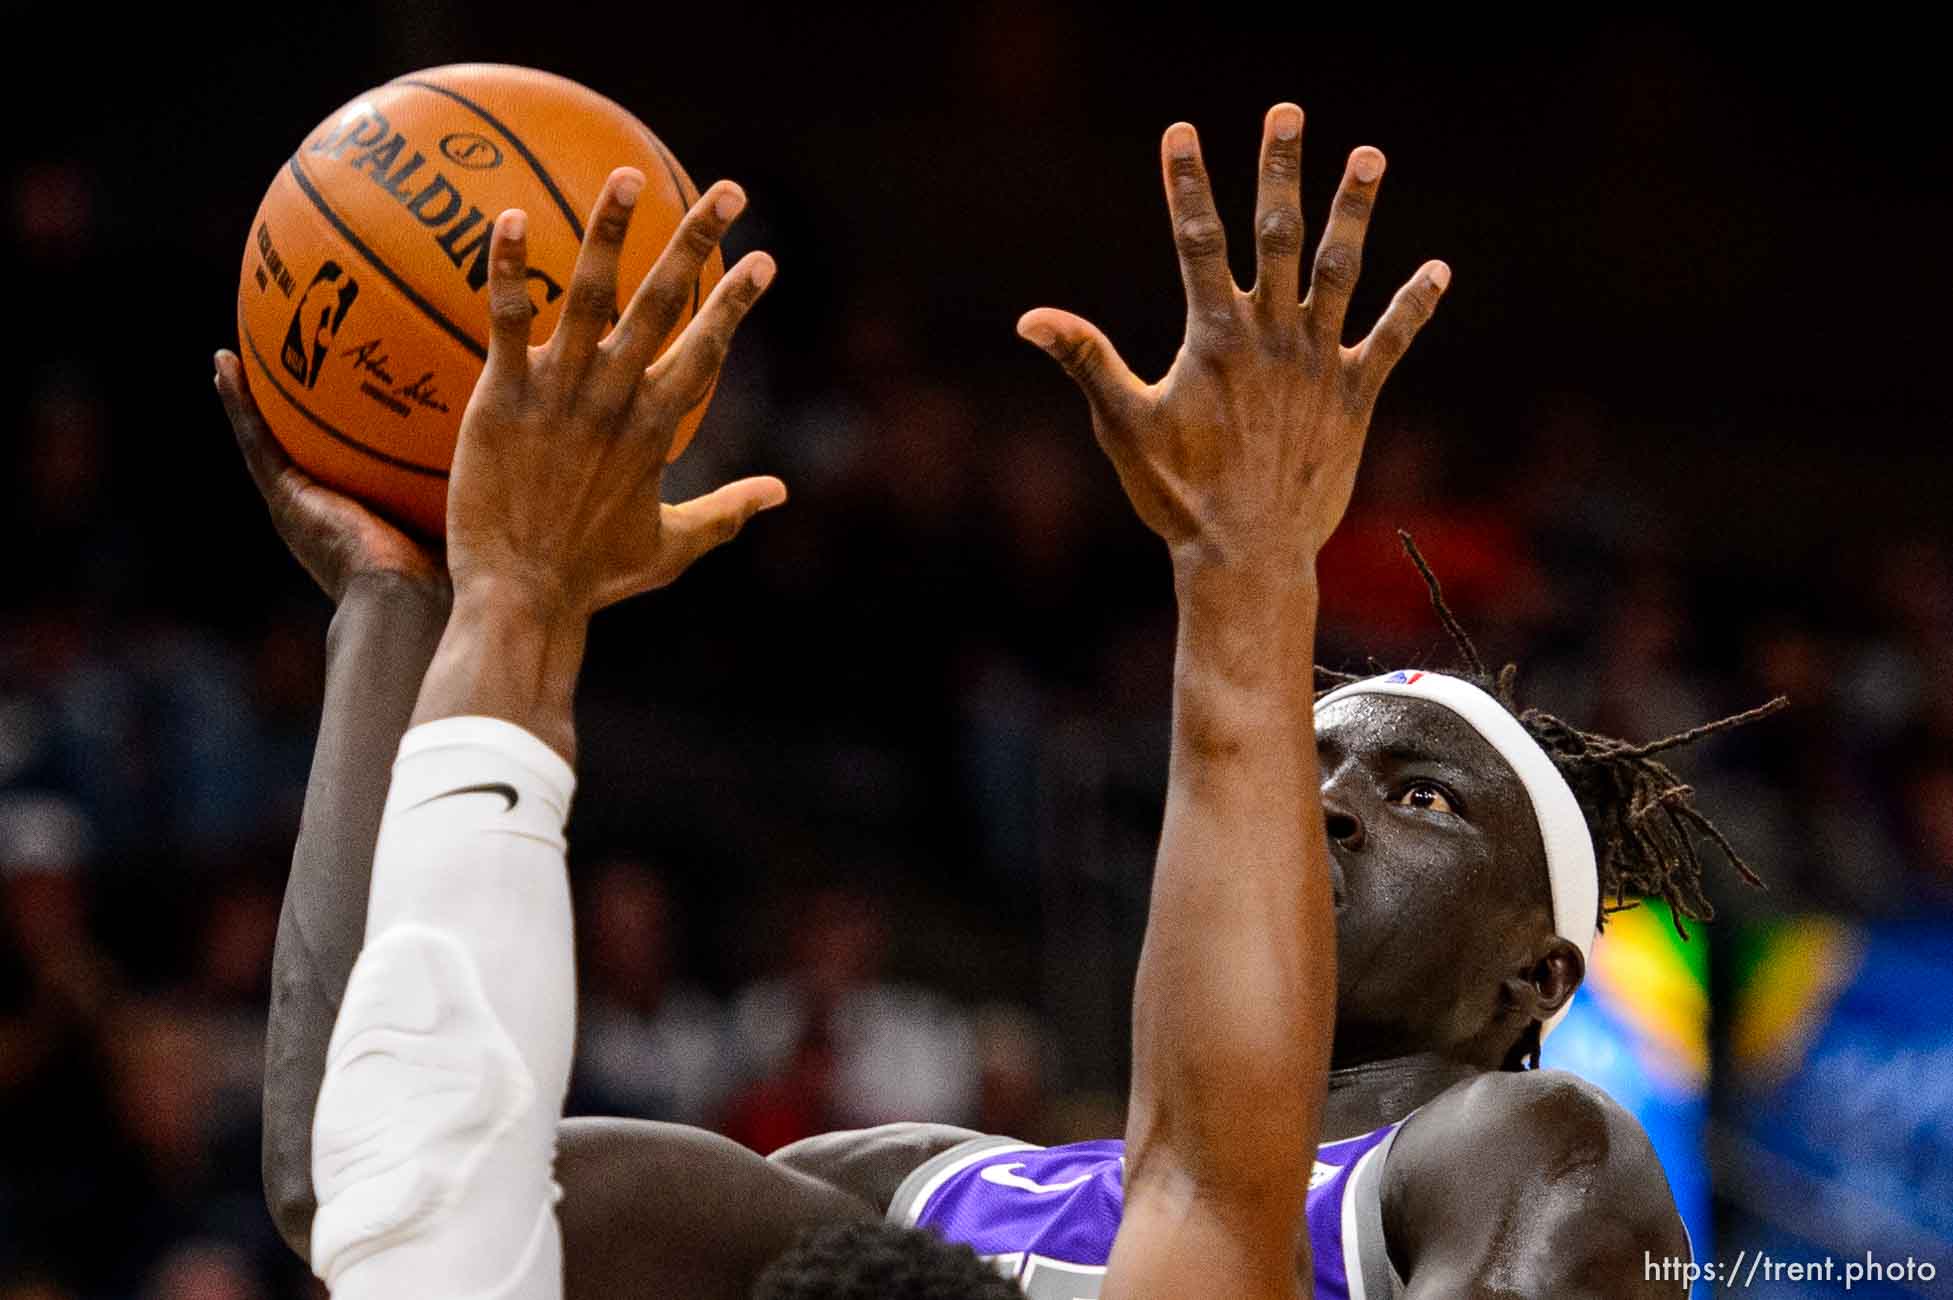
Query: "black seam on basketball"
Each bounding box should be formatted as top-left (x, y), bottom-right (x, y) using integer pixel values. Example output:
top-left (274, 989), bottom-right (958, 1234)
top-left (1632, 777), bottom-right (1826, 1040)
top-left (284, 157), bottom-right (489, 362)
top-left (636, 122), bottom-right (697, 209)
top-left (630, 124), bottom-right (704, 317)
top-left (241, 328), bottom-right (450, 479)
top-left (394, 78), bottom-right (587, 243)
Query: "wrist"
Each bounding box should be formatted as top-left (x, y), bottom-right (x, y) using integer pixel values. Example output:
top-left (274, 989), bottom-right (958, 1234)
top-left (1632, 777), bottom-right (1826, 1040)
top-left (414, 577), bottom-right (589, 763)
top-left (1166, 525), bottom-right (1316, 580)
top-left (451, 569), bottom-right (576, 625)
top-left (328, 571), bottom-right (451, 665)
top-left (446, 580), bottom-right (590, 694)
top-left (337, 567), bottom-right (453, 615)
top-left (1171, 550), bottom-right (1321, 645)
top-left (1169, 552), bottom-right (1320, 734)
top-left (449, 561), bottom-right (583, 624)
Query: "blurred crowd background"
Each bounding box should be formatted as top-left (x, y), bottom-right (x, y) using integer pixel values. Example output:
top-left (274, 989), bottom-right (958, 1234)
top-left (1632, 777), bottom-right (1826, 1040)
top-left (2, 9), bottom-right (1948, 1298)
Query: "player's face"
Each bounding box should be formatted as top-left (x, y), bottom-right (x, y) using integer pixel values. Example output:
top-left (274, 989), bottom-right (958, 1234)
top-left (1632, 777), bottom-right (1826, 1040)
top-left (1313, 694), bottom-right (1559, 1068)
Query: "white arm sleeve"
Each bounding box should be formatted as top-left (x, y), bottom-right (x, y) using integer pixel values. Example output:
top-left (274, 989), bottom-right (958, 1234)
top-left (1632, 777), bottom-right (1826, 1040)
top-left (310, 716), bottom-right (576, 1300)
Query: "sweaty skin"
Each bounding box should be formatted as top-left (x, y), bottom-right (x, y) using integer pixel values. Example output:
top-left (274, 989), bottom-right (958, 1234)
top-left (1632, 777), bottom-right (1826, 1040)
top-left (1312, 695), bottom-right (1690, 1296)
top-left (1009, 102), bottom-right (1444, 1299)
top-left (243, 107), bottom-right (1684, 1300)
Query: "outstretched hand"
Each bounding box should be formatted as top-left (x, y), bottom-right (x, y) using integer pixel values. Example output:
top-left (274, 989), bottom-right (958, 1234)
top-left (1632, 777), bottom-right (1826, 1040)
top-left (216, 352), bottom-right (447, 603)
top-left (1019, 104), bottom-right (1447, 569)
top-left (447, 169), bottom-right (784, 619)
top-left (406, 168), bottom-right (782, 760)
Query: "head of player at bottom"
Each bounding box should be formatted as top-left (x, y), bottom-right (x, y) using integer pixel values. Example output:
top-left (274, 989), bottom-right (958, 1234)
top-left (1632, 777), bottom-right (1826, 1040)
top-left (751, 1222), bottom-right (1022, 1300)
top-left (1315, 536), bottom-right (1781, 1077)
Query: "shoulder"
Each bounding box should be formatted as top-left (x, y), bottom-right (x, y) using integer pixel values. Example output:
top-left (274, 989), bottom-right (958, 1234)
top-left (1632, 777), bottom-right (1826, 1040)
top-left (768, 1122), bottom-right (993, 1216)
top-left (554, 1119), bottom-right (877, 1300)
top-left (1384, 1071), bottom-right (1689, 1296)
top-left (1394, 1069), bottom-right (1666, 1187)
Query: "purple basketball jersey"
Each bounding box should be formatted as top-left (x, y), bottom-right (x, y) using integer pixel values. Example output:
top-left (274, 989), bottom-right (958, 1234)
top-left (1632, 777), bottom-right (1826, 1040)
top-left (889, 1123), bottom-right (1406, 1299)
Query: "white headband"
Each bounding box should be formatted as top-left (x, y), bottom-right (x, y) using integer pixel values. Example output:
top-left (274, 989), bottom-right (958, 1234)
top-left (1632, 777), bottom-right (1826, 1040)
top-left (1315, 670), bottom-right (1597, 1040)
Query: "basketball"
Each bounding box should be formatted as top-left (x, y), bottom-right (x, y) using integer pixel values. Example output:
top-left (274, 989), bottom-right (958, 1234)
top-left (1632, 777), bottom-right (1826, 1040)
top-left (236, 64), bottom-right (721, 537)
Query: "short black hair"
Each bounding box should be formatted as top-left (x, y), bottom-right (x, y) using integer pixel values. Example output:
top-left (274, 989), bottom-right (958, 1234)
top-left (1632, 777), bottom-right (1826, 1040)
top-left (751, 1222), bottom-right (1023, 1300)
top-left (1318, 532), bottom-right (1787, 1067)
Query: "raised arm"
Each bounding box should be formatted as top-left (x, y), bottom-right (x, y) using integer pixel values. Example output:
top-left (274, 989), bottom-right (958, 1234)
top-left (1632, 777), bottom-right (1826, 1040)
top-left (228, 166), bottom-right (812, 1295)
top-left (304, 171), bottom-right (784, 1300)
top-left (217, 350), bottom-right (453, 1259)
top-left (1018, 105), bottom-right (1446, 1298)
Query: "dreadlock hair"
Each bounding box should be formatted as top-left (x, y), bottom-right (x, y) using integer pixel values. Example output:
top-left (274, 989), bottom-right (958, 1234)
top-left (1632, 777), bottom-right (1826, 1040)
top-left (1316, 531), bottom-right (1787, 1069)
top-left (751, 1221), bottom-right (1024, 1300)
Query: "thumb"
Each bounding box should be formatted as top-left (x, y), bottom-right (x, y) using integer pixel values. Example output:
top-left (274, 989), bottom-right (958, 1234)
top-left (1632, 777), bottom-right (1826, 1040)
top-left (216, 349), bottom-right (303, 502)
top-left (656, 475), bottom-right (789, 582)
top-left (1016, 308), bottom-right (1143, 426)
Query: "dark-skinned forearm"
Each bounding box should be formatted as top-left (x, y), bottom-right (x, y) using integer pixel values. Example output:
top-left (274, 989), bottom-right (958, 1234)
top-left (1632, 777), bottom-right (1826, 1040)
top-left (262, 571), bottom-right (451, 1257)
top-left (1125, 557), bottom-right (1335, 1209)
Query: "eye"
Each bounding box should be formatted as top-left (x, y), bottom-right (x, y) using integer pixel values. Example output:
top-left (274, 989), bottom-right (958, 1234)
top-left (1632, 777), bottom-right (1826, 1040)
top-left (1395, 781), bottom-right (1458, 815)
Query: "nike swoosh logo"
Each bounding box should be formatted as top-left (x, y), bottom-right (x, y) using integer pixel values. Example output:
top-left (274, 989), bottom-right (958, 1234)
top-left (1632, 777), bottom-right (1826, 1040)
top-left (410, 782), bottom-right (519, 812)
top-left (979, 1162), bottom-right (1093, 1195)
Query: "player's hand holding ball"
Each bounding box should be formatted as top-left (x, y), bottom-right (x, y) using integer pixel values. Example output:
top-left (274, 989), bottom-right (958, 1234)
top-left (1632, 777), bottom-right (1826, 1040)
top-left (217, 351), bottom-right (449, 605)
top-left (1018, 104), bottom-right (1448, 570)
top-left (444, 169), bottom-right (782, 619)
top-left (217, 170), bottom-right (779, 616)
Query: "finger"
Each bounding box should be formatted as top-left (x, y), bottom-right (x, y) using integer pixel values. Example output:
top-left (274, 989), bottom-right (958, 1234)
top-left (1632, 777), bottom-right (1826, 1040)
top-left (215, 349), bottom-right (301, 500)
top-left (551, 168), bottom-right (645, 367)
top-left (636, 251), bottom-right (775, 448)
top-left (1251, 103), bottom-right (1306, 324)
top-left (651, 475), bottom-right (789, 584)
top-left (608, 181), bottom-right (746, 374)
top-left (483, 209), bottom-right (533, 384)
top-left (1304, 147), bottom-right (1386, 346)
top-left (1160, 123), bottom-right (1237, 330)
top-left (1352, 261), bottom-right (1450, 402)
top-left (1016, 308), bottom-right (1146, 430)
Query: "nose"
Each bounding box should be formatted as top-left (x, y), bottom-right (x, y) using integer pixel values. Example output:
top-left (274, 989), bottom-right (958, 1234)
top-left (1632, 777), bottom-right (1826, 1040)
top-left (1323, 793), bottom-right (1365, 851)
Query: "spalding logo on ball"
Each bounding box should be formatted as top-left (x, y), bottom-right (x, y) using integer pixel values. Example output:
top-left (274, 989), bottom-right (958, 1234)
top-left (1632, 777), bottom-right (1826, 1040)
top-left (237, 64), bottom-right (721, 537)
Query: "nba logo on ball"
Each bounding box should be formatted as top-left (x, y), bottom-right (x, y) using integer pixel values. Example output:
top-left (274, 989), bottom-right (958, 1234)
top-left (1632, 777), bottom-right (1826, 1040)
top-left (281, 262), bottom-right (361, 390)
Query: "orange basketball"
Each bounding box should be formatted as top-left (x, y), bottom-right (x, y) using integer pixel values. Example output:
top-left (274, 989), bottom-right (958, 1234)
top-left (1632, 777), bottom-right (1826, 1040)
top-left (237, 64), bottom-right (721, 538)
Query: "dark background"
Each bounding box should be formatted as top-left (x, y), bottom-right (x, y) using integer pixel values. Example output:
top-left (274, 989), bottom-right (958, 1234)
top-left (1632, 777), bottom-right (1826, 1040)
top-left (1, 9), bottom-right (1948, 1297)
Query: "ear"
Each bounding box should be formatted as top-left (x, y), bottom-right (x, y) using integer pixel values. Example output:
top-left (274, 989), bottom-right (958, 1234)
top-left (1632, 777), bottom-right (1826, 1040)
top-left (1534, 937), bottom-right (1586, 1017)
top-left (1501, 936), bottom-right (1586, 1023)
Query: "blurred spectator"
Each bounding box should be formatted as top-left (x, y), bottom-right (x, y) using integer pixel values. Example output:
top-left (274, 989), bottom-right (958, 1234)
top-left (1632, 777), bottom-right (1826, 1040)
top-left (972, 1001), bottom-right (1058, 1143)
top-left (723, 887), bottom-right (978, 1149)
top-left (140, 1240), bottom-right (267, 1300)
top-left (11, 163), bottom-right (97, 264)
top-left (1532, 559), bottom-right (1716, 745)
top-left (1900, 743), bottom-right (1953, 910)
top-left (570, 858), bottom-right (736, 1125)
top-left (188, 878), bottom-right (282, 1171)
top-left (0, 1281), bottom-right (76, 1300)
top-left (1316, 423), bottom-right (1547, 664)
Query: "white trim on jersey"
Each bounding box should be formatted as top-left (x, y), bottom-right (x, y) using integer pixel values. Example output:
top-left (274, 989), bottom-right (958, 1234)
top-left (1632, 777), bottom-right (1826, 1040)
top-left (1340, 1141), bottom-right (1386, 1300)
top-left (898, 1138), bottom-right (1043, 1227)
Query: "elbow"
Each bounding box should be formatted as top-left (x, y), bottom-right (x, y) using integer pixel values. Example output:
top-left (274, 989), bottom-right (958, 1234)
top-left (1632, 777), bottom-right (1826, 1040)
top-left (261, 1123), bottom-right (315, 1263)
